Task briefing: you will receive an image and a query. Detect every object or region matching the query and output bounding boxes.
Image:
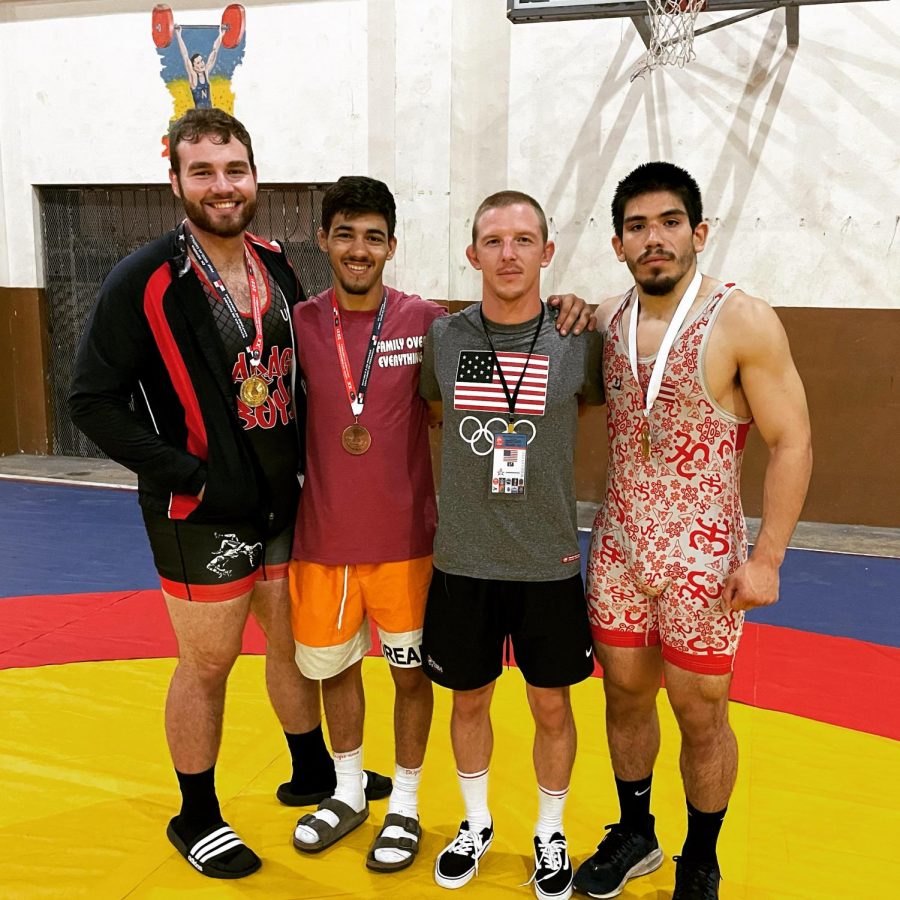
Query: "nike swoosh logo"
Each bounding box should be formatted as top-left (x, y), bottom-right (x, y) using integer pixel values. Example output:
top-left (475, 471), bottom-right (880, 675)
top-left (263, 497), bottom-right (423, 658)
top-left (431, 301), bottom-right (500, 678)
top-left (635, 787), bottom-right (651, 796)
top-left (585, 648), bottom-right (594, 658)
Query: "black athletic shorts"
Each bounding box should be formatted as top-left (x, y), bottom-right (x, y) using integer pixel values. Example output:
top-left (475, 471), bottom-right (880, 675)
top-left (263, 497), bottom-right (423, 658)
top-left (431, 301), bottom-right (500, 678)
top-left (142, 510), bottom-right (293, 602)
top-left (421, 568), bottom-right (595, 691)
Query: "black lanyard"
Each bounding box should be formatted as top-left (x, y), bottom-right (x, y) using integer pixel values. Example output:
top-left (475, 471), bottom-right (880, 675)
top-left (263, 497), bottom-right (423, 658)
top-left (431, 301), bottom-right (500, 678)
top-left (479, 303), bottom-right (545, 427)
top-left (184, 223), bottom-right (265, 366)
top-left (331, 290), bottom-right (389, 417)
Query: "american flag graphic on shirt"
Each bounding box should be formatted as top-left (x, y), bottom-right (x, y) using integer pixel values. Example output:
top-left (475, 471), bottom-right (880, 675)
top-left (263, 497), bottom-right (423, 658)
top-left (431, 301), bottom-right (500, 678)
top-left (453, 350), bottom-right (549, 416)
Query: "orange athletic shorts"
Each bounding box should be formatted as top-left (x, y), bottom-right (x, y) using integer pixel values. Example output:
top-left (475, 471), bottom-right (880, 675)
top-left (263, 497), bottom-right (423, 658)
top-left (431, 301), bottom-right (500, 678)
top-left (288, 555), bottom-right (433, 679)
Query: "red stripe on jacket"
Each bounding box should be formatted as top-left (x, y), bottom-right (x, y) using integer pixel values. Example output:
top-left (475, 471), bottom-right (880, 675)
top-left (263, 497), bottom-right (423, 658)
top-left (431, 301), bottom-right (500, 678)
top-left (143, 263), bottom-right (208, 519)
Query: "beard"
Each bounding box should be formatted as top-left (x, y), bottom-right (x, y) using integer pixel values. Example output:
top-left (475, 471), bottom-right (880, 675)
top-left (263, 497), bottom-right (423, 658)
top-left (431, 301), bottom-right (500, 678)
top-left (630, 248), bottom-right (696, 296)
top-left (180, 191), bottom-right (257, 239)
top-left (332, 259), bottom-right (386, 297)
top-left (336, 272), bottom-right (377, 295)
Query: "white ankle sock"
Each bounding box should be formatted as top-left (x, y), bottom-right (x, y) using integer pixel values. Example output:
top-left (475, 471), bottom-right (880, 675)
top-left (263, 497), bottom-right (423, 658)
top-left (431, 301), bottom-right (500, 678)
top-left (535, 783), bottom-right (568, 841)
top-left (458, 768), bottom-right (491, 832)
top-left (373, 764), bottom-right (422, 865)
top-left (293, 746), bottom-right (365, 845)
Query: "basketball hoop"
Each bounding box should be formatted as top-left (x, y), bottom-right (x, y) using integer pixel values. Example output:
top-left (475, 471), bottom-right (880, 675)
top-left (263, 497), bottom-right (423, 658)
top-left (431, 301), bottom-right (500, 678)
top-left (632, 0), bottom-right (707, 80)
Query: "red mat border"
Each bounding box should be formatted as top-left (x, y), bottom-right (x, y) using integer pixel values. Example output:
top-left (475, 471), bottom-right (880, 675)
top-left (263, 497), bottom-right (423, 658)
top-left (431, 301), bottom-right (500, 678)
top-left (1, 590), bottom-right (898, 741)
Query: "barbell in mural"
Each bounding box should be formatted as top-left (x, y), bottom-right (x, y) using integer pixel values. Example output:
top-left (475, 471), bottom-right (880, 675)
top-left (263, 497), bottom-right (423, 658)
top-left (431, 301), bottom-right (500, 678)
top-left (152, 4), bottom-right (247, 155)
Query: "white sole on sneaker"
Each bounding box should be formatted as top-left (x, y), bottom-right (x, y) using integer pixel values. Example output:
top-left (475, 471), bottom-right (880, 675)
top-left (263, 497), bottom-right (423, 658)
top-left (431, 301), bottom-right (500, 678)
top-left (583, 847), bottom-right (664, 898)
top-left (434, 832), bottom-right (494, 890)
top-left (536, 878), bottom-right (573, 900)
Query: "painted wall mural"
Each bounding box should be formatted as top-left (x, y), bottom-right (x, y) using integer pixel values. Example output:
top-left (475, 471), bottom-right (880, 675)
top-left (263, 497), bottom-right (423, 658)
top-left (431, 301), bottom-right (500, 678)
top-left (151, 4), bottom-right (246, 156)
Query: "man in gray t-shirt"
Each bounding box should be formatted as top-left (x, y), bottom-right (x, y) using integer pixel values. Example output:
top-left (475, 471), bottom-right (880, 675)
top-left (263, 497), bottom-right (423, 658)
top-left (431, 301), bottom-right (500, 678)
top-left (418, 190), bottom-right (603, 899)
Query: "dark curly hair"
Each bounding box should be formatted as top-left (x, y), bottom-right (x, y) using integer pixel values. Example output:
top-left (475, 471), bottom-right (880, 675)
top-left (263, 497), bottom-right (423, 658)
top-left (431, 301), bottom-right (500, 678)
top-left (168, 108), bottom-right (255, 176)
top-left (320, 176), bottom-right (397, 239)
top-left (611, 162), bottom-right (702, 238)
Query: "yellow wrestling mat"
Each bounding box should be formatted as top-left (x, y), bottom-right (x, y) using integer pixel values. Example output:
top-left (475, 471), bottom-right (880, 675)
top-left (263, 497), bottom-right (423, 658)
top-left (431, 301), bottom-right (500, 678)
top-left (1, 656), bottom-right (897, 899)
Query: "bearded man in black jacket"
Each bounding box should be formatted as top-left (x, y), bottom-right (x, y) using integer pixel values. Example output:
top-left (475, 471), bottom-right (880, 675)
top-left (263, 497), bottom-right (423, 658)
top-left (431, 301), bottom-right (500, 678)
top-left (69, 108), bottom-right (390, 879)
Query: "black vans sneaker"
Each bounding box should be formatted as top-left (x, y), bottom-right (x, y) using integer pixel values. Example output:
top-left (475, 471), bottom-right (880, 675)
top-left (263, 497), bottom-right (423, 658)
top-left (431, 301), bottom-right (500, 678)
top-left (672, 855), bottom-right (721, 899)
top-left (434, 820), bottom-right (493, 890)
top-left (573, 819), bottom-right (663, 898)
top-left (528, 832), bottom-right (574, 900)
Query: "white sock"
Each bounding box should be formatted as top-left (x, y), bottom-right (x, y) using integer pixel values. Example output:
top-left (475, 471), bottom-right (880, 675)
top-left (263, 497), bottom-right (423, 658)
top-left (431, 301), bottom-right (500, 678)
top-left (294, 746), bottom-right (365, 845)
top-left (458, 768), bottom-right (491, 832)
top-left (373, 764), bottom-right (422, 865)
top-left (535, 784), bottom-right (568, 842)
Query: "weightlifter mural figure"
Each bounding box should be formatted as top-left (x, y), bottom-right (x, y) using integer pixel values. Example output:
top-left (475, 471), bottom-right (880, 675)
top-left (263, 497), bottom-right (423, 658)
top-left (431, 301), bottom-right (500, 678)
top-left (152, 3), bottom-right (246, 153)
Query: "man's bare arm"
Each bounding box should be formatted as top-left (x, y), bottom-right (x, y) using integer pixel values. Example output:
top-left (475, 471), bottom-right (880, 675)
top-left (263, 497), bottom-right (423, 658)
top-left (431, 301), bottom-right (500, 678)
top-left (722, 298), bottom-right (812, 613)
top-left (174, 26), bottom-right (196, 85)
top-left (206, 25), bottom-right (226, 74)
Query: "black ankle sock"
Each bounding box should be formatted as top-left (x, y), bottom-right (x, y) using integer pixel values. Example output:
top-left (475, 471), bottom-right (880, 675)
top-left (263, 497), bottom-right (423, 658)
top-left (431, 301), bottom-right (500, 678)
top-left (174, 766), bottom-right (222, 842)
top-left (285, 724), bottom-right (336, 791)
top-left (680, 799), bottom-right (727, 866)
top-left (615, 774), bottom-right (654, 837)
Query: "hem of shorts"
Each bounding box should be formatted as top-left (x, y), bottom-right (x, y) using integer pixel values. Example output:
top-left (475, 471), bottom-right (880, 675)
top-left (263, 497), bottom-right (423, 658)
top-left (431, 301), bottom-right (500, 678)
top-left (260, 561), bottom-right (289, 582)
top-left (521, 660), bottom-right (595, 689)
top-left (592, 626), bottom-right (661, 647)
top-left (160, 571), bottom-right (257, 602)
top-left (422, 663), bottom-right (502, 692)
top-left (661, 645), bottom-right (736, 675)
top-left (293, 637), bottom-right (370, 680)
top-left (432, 561), bottom-right (582, 583)
top-left (291, 549), bottom-right (435, 566)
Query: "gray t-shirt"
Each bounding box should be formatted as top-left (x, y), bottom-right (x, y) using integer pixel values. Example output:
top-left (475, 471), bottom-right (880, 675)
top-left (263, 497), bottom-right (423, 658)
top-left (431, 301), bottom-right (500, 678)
top-left (419, 302), bottom-right (604, 581)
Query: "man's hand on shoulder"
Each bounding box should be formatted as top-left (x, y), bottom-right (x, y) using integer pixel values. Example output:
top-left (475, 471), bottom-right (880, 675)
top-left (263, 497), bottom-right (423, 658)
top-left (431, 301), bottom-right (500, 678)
top-left (547, 294), bottom-right (595, 336)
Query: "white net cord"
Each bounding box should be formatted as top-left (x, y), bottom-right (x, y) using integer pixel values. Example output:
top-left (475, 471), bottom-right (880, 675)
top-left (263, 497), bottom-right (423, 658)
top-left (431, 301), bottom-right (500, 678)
top-left (632, 0), bottom-right (706, 81)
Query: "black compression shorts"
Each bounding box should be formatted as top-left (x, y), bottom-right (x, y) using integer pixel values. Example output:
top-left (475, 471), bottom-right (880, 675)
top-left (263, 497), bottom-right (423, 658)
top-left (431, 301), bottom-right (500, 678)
top-left (142, 510), bottom-right (292, 602)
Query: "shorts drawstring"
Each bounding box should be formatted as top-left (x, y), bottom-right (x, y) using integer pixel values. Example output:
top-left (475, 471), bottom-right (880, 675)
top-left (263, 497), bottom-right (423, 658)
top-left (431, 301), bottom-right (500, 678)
top-left (337, 565), bottom-right (349, 632)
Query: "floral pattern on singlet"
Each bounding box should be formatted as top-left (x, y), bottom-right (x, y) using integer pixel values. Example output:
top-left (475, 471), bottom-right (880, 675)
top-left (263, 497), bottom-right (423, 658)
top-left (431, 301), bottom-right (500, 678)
top-left (586, 284), bottom-right (753, 669)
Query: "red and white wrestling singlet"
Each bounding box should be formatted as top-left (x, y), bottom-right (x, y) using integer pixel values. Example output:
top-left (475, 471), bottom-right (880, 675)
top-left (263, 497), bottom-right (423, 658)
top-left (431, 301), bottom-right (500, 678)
top-left (587, 283), bottom-right (752, 674)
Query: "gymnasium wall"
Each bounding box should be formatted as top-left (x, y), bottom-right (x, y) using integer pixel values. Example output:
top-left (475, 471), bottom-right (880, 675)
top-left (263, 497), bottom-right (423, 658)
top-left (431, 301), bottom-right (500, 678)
top-left (0, 0), bottom-right (897, 524)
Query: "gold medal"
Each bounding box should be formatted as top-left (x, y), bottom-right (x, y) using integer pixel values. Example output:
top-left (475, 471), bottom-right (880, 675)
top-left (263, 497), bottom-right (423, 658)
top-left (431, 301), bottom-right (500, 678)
top-left (240, 374), bottom-right (269, 408)
top-left (641, 422), bottom-right (651, 460)
top-left (341, 423), bottom-right (372, 455)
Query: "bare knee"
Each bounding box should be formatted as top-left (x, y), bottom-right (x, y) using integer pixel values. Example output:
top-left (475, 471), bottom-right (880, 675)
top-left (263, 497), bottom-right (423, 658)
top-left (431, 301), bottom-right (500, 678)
top-left (601, 651), bottom-right (662, 714)
top-left (176, 643), bottom-right (240, 690)
top-left (452, 684), bottom-right (493, 722)
top-left (390, 665), bottom-right (432, 698)
top-left (527, 686), bottom-right (572, 734)
top-left (668, 677), bottom-right (731, 746)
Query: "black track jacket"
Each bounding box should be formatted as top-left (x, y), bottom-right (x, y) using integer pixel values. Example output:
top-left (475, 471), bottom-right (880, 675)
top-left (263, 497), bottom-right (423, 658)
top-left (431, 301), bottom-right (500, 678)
top-left (68, 226), bottom-right (306, 528)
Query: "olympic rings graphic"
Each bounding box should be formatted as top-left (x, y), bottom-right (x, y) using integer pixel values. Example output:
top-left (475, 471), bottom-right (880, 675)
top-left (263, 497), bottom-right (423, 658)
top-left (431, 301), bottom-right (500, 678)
top-left (458, 416), bottom-right (537, 456)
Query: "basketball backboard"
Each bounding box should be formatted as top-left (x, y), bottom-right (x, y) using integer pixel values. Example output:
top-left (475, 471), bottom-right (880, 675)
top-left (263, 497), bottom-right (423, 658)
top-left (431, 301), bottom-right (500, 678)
top-left (507, 0), bottom-right (886, 50)
top-left (508, 0), bottom-right (879, 22)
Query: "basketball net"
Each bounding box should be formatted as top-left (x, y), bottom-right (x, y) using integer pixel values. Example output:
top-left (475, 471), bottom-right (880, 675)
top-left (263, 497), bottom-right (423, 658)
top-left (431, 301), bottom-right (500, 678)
top-left (631, 1), bottom-right (706, 81)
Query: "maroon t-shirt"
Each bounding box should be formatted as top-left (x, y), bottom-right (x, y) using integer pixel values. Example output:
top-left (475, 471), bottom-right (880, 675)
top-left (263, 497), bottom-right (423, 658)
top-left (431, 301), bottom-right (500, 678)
top-left (292, 286), bottom-right (446, 564)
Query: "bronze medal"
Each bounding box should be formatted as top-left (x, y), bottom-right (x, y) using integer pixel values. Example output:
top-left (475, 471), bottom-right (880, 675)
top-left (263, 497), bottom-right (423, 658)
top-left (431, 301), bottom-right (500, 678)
top-left (641, 422), bottom-right (651, 460)
top-left (240, 374), bottom-right (269, 408)
top-left (341, 423), bottom-right (372, 455)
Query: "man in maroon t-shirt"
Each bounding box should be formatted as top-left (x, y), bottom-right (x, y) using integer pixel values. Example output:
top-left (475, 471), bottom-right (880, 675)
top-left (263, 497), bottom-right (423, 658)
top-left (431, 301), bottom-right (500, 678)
top-left (287, 177), bottom-right (593, 872)
top-left (288, 177), bottom-right (441, 871)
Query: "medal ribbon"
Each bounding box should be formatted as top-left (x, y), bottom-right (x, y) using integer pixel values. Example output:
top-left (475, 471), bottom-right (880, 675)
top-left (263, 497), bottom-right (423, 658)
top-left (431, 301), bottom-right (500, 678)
top-left (479, 302), bottom-right (546, 429)
top-left (627, 270), bottom-right (702, 429)
top-left (331, 289), bottom-right (389, 418)
top-left (184, 223), bottom-right (265, 370)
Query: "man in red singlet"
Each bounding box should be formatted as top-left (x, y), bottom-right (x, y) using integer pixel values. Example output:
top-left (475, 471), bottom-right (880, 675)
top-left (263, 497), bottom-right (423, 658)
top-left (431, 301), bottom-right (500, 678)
top-left (574, 162), bottom-right (812, 900)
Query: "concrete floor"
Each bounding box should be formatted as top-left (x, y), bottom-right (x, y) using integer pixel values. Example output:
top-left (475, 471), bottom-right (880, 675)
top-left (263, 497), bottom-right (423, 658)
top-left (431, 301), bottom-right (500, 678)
top-left (2, 453), bottom-right (898, 558)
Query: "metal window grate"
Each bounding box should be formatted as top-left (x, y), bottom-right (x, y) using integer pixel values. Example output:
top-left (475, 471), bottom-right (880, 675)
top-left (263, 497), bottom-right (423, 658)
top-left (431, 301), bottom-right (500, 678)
top-left (39, 184), bottom-right (332, 457)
